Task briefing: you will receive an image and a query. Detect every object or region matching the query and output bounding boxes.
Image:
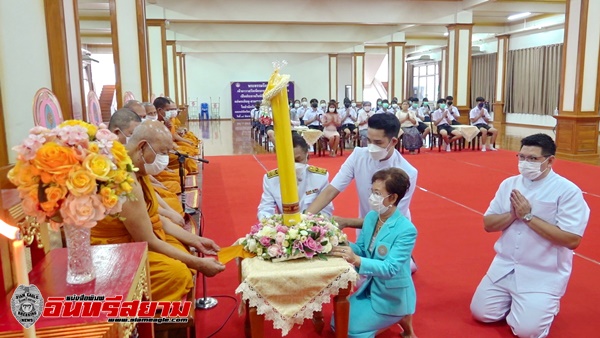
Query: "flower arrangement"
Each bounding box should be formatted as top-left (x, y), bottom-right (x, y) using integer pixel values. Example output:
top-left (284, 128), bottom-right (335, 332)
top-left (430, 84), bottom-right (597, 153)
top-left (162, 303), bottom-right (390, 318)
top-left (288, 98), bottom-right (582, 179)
top-left (7, 120), bottom-right (137, 230)
top-left (241, 214), bottom-right (348, 261)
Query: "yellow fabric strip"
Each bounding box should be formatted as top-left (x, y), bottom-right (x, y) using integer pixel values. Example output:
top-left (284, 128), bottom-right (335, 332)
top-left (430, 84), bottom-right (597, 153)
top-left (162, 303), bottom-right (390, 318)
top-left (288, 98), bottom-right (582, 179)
top-left (218, 244), bottom-right (256, 264)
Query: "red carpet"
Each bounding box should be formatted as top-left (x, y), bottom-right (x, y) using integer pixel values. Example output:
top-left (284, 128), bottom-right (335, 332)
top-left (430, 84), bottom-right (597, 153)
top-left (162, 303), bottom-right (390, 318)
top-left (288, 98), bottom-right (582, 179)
top-left (195, 149), bottom-right (600, 338)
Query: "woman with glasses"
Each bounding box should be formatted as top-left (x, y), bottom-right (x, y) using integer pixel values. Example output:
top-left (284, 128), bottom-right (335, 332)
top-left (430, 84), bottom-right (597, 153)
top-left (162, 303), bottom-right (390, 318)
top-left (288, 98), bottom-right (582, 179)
top-left (330, 168), bottom-right (417, 338)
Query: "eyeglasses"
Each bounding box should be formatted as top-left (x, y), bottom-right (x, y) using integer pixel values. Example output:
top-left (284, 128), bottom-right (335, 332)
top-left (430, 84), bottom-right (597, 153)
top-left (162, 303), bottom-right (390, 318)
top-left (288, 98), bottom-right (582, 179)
top-left (516, 154), bottom-right (549, 162)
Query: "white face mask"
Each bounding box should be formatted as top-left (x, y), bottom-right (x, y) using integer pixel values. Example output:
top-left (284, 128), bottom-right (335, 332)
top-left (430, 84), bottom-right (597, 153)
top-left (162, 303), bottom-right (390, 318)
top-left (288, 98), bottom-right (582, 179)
top-left (367, 142), bottom-right (391, 161)
top-left (364, 106), bottom-right (371, 112)
top-left (165, 110), bottom-right (178, 119)
top-left (294, 103), bottom-right (300, 108)
top-left (302, 101), bottom-right (308, 107)
top-left (320, 103), bottom-right (326, 108)
top-left (392, 103), bottom-right (398, 108)
top-left (141, 117), bottom-right (147, 122)
top-left (143, 143), bottom-right (169, 175)
top-left (328, 107), bottom-right (335, 113)
top-left (368, 193), bottom-right (391, 214)
top-left (518, 157), bottom-right (549, 180)
top-left (294, 162), bottom-right (308, 180)
top-left (351, 102), bottom-right (357, 107)
top-left (147, 115), bottom-right (158, 121)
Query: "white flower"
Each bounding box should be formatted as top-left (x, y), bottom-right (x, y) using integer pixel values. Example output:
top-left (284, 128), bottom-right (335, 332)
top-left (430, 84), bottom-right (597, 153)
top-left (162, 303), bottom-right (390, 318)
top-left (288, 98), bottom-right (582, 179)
top-left (330, 236), bottom-right (339, 246)
top-left (288, 229), bottom-right (299, 239)
top-left (323, 241), bottom-right (333, 253)
top-left (282, 240), bottom-right (290, 248)
top-left (257, 247), bottom-right (263, 256)
top-left (300, 230), bottom-right (308, 236)
top-left (247, 239), bottom-right (257, 252)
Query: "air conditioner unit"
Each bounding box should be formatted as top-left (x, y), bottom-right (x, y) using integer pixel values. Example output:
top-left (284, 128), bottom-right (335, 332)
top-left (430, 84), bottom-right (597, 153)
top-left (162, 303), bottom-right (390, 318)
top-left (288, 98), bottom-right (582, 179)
top-left (418, 55), bottom-right (431, 61)
top-left (471, 46), bottom-right (483, 54)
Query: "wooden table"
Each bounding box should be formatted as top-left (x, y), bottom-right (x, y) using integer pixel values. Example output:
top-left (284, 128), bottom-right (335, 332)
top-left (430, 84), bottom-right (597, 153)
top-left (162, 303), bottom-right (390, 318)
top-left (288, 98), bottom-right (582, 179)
top-left (0, 243), bottom-right (152, 338)
top-left (236, 257), bottom-right (358, 337)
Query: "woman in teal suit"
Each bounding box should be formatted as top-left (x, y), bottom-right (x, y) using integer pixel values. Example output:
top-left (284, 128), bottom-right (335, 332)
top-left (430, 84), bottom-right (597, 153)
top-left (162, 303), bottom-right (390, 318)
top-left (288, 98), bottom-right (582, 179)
top-left (331, 167), bottom-right (418, 338)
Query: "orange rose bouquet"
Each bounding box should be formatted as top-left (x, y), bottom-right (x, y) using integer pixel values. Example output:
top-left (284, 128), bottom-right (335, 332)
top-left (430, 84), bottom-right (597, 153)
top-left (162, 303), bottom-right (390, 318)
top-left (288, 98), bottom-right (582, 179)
top-left (8, 121), bottom-right (137, 230)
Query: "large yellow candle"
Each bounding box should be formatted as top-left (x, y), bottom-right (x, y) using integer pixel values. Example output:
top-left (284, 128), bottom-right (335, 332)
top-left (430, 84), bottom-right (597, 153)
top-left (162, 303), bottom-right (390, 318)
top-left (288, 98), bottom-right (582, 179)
top-left (264, 69), bottom-right (301, 226)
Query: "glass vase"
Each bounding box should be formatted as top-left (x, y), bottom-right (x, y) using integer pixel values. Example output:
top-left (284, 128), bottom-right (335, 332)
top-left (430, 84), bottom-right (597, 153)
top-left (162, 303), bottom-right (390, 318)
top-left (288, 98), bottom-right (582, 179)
top-left (63, 223), bottom-right (96, 284)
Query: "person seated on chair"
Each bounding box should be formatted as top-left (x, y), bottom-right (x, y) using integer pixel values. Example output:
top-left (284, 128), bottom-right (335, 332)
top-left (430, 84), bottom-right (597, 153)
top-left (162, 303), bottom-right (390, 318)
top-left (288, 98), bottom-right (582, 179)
top-left (396, 100), bottom-right (423, 155)
top-left (124, 100), bottom-right (147, 120)
top-left (376, 99), bottom-right (394, 114)
top-left (91, 121), bottom-right (225, 302)
top-left (257, 133), bottom-right (333, 220)
top-left (322, 102), bottom-right (341, 156)
top-left (108, 109), bottom-right (186, 226)
top-left (330, 168), bottom-right (417, 338)
top-left (410, 97), bottom-right (431, 146)
top-left (470, 96), bottom-right (498, 152)
top-left (357, 101), bottom-right (374, 147)
top-left (143, 102), bottom-right (158, 122)
top-left (419, 98), bottom-right (432, 122)
top-left (339, 98), bottom-right (358, 144)
top-left (432, 99), bottom-right (462, 152)
top-left (250, 101), bottom-right (261, 131)
top-left (445, 96), bottom-right (461, 125)
top-left (303, 98), bottom-right (324, 131)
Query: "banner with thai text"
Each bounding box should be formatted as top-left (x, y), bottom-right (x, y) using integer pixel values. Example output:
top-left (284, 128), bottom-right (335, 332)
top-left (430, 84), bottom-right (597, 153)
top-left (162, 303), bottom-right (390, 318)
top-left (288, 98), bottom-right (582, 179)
top-left (230, 81), bottom-right (295, 119)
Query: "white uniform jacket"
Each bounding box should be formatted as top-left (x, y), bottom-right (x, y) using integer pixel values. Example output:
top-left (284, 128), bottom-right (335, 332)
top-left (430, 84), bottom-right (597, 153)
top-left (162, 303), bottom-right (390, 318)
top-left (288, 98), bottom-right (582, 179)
top-left (257, 165), bottom-right (334, 220)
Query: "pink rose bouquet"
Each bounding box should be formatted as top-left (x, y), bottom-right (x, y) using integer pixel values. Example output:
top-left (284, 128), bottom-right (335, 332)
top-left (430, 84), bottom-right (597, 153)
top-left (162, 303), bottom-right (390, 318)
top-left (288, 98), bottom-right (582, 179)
top-left (241, 214), bottom-right (348, 261)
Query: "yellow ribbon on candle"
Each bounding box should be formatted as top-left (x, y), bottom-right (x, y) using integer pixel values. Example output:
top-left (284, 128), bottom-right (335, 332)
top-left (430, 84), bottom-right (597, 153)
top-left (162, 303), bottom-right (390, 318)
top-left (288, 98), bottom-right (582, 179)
top-left (263, 68), bottom-right (301, 226)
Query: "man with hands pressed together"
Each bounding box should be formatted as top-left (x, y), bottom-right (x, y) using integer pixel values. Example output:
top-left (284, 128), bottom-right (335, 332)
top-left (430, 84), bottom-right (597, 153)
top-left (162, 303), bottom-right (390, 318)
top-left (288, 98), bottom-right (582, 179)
top-left (470, 134), bottom-right (589, 338)
top-left (469, 96), bottom-right (498, 151)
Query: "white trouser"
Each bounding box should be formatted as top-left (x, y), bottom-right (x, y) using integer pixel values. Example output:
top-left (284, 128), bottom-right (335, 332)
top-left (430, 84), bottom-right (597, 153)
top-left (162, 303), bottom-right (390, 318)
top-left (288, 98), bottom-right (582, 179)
top-left (470, 271), bottom-right (560, 338)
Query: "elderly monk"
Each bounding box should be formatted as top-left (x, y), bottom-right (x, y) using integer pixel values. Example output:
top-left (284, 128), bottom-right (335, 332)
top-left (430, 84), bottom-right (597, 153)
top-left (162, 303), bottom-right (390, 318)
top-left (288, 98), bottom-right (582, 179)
top-left (107, 109), bottom-right (185, 219)
top-left (91, 121), bottom-right (225, 301)
top-left (124, 100), bottom-right (147, 120)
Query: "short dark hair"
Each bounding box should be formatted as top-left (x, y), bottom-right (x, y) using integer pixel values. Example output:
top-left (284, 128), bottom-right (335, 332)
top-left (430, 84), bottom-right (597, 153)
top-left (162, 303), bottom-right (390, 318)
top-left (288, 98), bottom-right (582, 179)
top-left (153, 97), bottom-right (172, 110)
top-left (367, 113), bottom-right (400, 140)
top-left (108, 108), bottom-right (142, 132)
top-left (371, 168), bottom-right (410, 206)
top-left (446, 95), bottom-right (454, 100)
top-left (437, 98), bottom-right (446, 104)
top-left (292, 133), bottom-right (309, 153)
top-left (310, 98), bottom-right (318, 104)
top-left (411, 97), bottom-right (419, 103)
top-left (521, 134), bottom-right (556, 156)
top-left (476, 97), bottom-right (485, 102)
top-left (422, 97), bottom-right (429, 102)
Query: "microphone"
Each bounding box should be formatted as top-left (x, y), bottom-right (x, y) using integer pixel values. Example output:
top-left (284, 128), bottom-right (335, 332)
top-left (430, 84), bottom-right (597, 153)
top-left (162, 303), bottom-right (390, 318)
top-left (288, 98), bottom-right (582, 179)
top-left (171, 150), bottom-right (210, 164)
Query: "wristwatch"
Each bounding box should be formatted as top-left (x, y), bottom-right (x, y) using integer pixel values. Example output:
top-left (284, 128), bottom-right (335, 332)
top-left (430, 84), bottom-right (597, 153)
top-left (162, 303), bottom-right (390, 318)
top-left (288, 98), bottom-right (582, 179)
top-left (522, 213), bottom-right (534, 222)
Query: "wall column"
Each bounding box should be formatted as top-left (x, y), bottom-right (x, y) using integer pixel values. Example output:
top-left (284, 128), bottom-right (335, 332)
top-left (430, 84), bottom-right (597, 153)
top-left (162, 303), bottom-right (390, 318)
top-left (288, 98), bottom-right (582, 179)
top-left (555, 0), bottom-right (600, 161)
top-left (166, 41), bottom-right (178, 105)
top-left (180, 54), bottom-right (187, 105)
top-left (493, 35), bottom-right (509, 124)
top-left (387, 35), bottom-right (406, 100)
top-left (147, 19), bottom-right (168, 98)
top-left (352, 51), bottom-right (365, 103)
top-left (440, 47), bottom-right (448, 99)
top-left (111, 0), bottom-right (149, 104)
top-left (446, 23), bottom-right (473, 123)
top-left (329, 54), bottom-right (338, 101)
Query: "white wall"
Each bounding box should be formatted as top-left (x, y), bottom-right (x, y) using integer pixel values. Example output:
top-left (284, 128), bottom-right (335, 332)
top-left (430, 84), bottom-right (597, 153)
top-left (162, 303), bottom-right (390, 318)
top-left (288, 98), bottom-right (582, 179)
top-left (0, 0), bottom-right (52, 163)
top-left (509, 28), bottom-right (564, 50)
top-left (185, 53), bottom-right (329, 119)
top-left (337, 54), bottom-right (352, 100)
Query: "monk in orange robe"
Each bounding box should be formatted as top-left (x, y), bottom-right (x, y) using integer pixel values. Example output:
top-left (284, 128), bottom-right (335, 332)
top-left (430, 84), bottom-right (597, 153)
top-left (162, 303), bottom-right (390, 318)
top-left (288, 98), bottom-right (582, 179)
top-left (92, 121), bottom-right (225, 301)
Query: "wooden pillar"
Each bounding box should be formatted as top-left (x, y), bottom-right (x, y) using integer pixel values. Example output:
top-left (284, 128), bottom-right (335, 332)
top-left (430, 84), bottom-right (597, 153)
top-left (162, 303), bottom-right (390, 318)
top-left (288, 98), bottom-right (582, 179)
top-left (180, 53), bottom-right (187, 105)
top-left (555, 0), bottom-right (600, 161)
top-left (440, 47), bottom-right (448, 99)
top-left (493, 35), bottom-right (509, 124)
top-left (446, 24), bottom-right (473, 123)
top-left (44, 0), bottom-right (74, 120)
top-left (352, 52), bottom-right (365, 102)
top-left (108, 0), bottom-right (122, 108)
top-left (329, 54), bottom-right (338, 101)
top-left (387, 42), bottom-right (406, 100)
top-left (147, 19), bottom-right (169, 98)
top-left (166, 41), bottom-right (178, 105)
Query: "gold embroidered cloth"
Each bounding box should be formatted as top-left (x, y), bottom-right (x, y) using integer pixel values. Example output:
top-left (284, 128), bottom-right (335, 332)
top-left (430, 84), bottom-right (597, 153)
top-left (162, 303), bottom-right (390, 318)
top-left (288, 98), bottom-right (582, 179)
top-left (235, 257), bottom-right (358, 336)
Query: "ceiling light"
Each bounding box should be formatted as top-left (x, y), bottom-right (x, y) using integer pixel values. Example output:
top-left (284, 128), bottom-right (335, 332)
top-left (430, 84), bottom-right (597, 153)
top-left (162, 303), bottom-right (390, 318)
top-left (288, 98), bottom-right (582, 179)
top-left (444, 32), bottom-right (449, 36)
top-left (508, 12), bottom-right (531, 21)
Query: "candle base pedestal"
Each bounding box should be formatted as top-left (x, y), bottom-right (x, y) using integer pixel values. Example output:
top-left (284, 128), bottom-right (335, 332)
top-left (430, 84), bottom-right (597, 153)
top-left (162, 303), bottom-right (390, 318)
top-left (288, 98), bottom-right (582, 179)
top-left (63, 224), bottom-right (95, 284)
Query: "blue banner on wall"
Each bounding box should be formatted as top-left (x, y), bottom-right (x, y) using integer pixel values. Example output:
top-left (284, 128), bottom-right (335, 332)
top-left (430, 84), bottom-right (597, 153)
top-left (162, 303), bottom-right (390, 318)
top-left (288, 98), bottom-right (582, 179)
top-left (230, 81), bottom-right (295, 119)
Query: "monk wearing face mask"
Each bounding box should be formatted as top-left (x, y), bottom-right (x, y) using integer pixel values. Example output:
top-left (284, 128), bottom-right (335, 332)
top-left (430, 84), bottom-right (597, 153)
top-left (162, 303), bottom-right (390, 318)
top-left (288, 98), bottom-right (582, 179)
top-left (91, 121), bottom-right (225, 302)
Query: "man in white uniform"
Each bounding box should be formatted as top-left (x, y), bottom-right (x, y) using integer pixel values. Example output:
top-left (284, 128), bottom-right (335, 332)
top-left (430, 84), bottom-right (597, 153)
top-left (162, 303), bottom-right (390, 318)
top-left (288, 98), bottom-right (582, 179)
top-left (257, 133), bottom-right (333, 220)
top-left (445, 95), bottom-right (461, 125)
top-left (470, 133), bottom-right (590, 338)
top-left (306, 113), bottom-right (418, 270)
top-left (469, 96), bottom-right (498, 152)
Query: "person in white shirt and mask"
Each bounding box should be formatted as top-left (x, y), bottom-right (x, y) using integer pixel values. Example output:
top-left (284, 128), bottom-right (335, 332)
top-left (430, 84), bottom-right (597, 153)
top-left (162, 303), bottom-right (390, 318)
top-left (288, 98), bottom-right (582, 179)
top-left (470, 96), bottom-right (498, 151)
top-left (257, 133), bottom-right (333, 220)
top-left (357, 101), bottom-right (374, 147)
top-left (339, 97), bottom-right (358, 143)
top-left (471, 133), bottom-right (589, 338)
top-left (306, 113), bottom-right (418, 273)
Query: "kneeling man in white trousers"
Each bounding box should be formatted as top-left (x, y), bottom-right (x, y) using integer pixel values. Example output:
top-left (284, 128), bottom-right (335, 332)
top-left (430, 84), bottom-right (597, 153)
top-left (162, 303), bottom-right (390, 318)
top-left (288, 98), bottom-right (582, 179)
top-left (470, 134), bottom-right (589, 338)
